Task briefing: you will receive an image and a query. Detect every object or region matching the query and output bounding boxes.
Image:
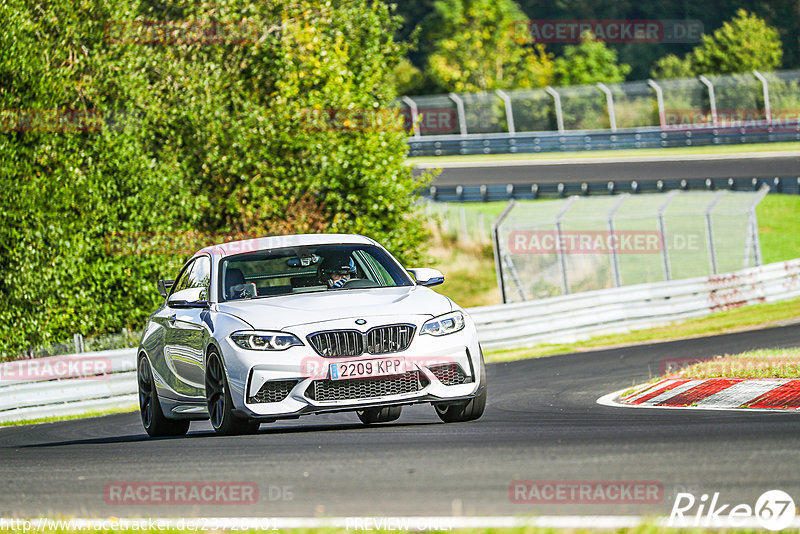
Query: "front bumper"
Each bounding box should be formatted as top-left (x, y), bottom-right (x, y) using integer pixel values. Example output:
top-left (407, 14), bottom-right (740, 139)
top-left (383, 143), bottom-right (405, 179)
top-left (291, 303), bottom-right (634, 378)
top-left (220, 315), bottom-right (484, 420)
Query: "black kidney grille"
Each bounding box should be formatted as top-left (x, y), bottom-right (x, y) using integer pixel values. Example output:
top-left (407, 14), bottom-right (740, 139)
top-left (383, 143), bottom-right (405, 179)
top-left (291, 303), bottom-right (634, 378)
top-left (366, 324), bottom-right (415, 355)
top-left (308, 324), bottom-right (415, 358)
top-left (428, 363), bottom-right (471, 386)
top-left (306, 371), bottom-right (423, 401)
top-left (248, 379), bottom-right (300, 404)
top-left (308, 330), bottom-right (364, 358)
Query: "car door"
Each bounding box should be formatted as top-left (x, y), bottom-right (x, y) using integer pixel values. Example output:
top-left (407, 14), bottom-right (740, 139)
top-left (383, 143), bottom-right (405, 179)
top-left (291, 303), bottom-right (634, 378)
top-left (163, 255), bottom-right (212, 401)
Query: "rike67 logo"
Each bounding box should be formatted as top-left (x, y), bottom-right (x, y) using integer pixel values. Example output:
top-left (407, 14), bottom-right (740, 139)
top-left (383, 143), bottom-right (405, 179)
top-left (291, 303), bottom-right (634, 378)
top-left (669, 490), bottom-right (797, 530)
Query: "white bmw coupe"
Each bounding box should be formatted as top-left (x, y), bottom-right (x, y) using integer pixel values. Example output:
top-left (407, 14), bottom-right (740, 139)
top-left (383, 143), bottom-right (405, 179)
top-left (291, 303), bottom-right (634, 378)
top-left (137, 233), bottom-right (486, 436)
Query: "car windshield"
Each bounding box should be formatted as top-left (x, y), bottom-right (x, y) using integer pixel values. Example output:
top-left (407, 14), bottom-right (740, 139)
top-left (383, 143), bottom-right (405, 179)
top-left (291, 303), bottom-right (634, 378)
top-left (219, 244), bottom-right (413, 301)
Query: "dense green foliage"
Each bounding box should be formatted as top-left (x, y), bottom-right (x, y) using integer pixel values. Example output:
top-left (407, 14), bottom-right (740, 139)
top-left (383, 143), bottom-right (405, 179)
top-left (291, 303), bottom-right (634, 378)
top-left (391, 0), bottom-right (799, 89)
top-left (552, 32), bottom-right (631, 86)
top-left (0, 0), bottom-right (430, 357)
top-left (418, 0), bottom-right (553, 92)
top-left (653, 9), bottom-right (783, 78)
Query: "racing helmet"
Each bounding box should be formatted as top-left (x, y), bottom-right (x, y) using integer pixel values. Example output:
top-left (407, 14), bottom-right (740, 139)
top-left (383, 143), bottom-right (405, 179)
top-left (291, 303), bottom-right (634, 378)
top-left (320, 253), bottom-right (356, 288)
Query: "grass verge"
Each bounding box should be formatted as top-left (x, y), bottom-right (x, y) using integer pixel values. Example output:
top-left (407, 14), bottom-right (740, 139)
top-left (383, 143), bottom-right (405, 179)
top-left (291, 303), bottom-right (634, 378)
top-left (668, 348), bottom-right (800, 380)
top-left (483, 297), bottom-right (800, 363)
top-left (408, 141), bottom-right (800, 165)
top-left (0, 404), bottom-right (138, 427)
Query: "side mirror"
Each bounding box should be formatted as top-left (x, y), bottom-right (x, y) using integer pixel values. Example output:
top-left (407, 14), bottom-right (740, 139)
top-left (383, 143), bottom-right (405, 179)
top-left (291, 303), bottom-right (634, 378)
top-left (408, 268), bottom-right (445, 287)
top-left (167, 287), bottom-right (209, 309)
top-left (157, 279), bottom-right (175, 298)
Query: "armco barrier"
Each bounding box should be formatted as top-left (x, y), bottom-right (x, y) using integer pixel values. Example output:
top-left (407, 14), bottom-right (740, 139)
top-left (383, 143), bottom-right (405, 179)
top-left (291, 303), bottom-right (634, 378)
top-left (2, 258), bottom-right (798, 423)
top-left (0, 348), bottom-right (137, 423)
top-left (469, 258), bottom-right (800, 349)
top-left (425, 176), bottom-right (800, 202)
top-left (408, 124), bottom-right (800, 158)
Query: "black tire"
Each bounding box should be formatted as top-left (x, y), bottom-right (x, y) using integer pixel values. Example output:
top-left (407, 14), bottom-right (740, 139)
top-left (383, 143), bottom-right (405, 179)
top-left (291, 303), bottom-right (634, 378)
top-left (205, 350), bottom-right (260, 436)
top-left (138, 355), bottom-right (190, 437)
top-left (357, 406), bottom-right (402, 424)
top-left (434, 352), bottom-right (487, 423)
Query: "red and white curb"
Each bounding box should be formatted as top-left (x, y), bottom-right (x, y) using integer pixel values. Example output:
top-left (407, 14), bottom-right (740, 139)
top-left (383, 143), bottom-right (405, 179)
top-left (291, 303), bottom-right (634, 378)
top-left (598, 378), bottom-right (800, 412)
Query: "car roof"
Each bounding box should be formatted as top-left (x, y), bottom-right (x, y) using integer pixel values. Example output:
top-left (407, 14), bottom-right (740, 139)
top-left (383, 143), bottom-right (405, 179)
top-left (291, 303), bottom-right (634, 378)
top-left (194, 233), bottom-right (377, 259)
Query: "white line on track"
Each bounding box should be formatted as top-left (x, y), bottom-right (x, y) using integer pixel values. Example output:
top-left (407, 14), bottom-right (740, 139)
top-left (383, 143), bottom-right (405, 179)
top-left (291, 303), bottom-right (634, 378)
top-left (411, 150), bottom-right (800, 168)
top-left (22, 515), bottom-right (800, 530)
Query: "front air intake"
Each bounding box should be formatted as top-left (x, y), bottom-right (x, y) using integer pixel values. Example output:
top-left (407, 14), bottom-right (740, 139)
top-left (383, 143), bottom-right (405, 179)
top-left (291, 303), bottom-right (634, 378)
top-left (306, 371), bottom-right (424, 401)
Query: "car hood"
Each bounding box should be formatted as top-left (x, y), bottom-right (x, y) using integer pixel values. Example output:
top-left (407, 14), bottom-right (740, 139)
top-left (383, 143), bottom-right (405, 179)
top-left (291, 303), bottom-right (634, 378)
top-left (217, 285), bottom-right (453, 330)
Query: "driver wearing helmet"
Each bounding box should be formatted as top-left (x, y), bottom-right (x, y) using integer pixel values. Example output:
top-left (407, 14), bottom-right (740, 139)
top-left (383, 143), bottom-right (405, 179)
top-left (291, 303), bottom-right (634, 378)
top-left (320, 253), bottom-right (357, 288)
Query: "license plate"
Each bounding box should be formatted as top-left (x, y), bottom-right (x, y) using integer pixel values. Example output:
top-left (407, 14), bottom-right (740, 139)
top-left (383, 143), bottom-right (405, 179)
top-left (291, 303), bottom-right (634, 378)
top-left (330, 357), bottom-right (406, 380)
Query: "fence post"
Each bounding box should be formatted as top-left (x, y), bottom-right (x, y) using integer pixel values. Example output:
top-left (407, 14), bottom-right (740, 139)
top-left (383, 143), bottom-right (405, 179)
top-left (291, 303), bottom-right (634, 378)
top-left (753, 70), bottom-right (772, 124)
top-left (459, 206), bottom-right (468, 244)
top-left (555, 196), bottom-right (578, 294)
top-left (647, 79), bottom-right (666, 129)
top-left (748, 184), bottom-right (769, 267)
top-left (492, 199), bottom-right (517, 303)
top-left (502, 252), bottom-right (527, 302)
top-left (495, 89), bottom-right (516, 136)
top-left (596, 82), bottom-right (617, 132)
top-left (704, 190), bottom-right (726, 274)
top-left (73, 333), bottom-right (85, 354)
top-left (448, 93), bottom-right (468, 136)
top-left (607, 194), bottom-right (630, 287)
top-left (545, 86), bottom-right (565, 133)
top-left (698, 75), bottom-right (718, 127)
top-left (657, 191), bottom-right (679, 280)
top-left (401, 96), bottom-right (421, 138)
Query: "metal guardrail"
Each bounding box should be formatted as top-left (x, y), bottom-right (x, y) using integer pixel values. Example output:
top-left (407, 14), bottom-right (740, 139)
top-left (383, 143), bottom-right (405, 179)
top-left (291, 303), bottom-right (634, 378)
top-left (0, 348), bottom-right (137, 423)
top-left (425, 176), bottom-right (800, 202)
top-left (469, 258), bottom-right (800, 349)
top-left (408, 123), bottom-right (800, 158)
top-left (2, 258), bottom-right (799, 422)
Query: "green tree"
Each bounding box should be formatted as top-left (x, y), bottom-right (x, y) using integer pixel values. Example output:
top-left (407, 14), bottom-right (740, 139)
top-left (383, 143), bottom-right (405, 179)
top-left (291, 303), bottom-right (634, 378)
top-left (0, 0), bottom-right (431, 357)
top-left (390, 58), bottom-right (425, 95)
top-left (650, 54), bottom-right (694, 80)
top-left (690, 9), bottom-right (782, 75)
top-left (650, 10), bottom-right (783, 79)
top-left (422, 0), bottom-right (553, 92)
top-left (552, 31), bottom-right (631, 86)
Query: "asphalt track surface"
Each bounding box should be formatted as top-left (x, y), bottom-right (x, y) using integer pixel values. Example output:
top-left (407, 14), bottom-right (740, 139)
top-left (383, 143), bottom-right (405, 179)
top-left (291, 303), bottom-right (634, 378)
top-left (418, 153), bottom-right (800, 186)
top-left (2, 323), bottom-right (800, 519)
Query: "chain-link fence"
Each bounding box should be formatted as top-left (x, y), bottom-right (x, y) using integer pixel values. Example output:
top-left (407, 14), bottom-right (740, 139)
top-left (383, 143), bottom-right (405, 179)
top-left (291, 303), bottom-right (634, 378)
top-left (401, 69), bottom-right (800, 136)
top-left (492, 187), bottom-right (768, 303)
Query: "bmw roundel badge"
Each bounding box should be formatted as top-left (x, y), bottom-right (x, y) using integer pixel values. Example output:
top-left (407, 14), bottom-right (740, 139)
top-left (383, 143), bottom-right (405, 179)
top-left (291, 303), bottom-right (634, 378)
top-left (355, 319), bottom-right (367, 325)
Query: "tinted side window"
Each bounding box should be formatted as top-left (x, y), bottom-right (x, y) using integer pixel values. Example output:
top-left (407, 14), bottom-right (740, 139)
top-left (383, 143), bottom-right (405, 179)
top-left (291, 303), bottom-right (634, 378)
top-left (187, 256), bottom-right (211, 292)
top-left (172, 260), bottom-right (196, 294)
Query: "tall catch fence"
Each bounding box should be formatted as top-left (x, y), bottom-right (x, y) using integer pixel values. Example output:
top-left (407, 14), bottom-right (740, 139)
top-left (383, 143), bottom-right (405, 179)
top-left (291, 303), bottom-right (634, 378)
top-left (492, 187), bottom-right (768, 303)
top-left (402, 69), bottom-right (800, 137)
top-left (402, 70), bottom-right (800, 156)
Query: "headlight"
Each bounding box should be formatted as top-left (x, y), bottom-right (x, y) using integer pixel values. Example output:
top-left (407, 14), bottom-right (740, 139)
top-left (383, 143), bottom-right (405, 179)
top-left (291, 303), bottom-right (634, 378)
top-left (420, 312), bottom-right (465, 336)
top-left (230, 331), bottom-right (303, 351)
